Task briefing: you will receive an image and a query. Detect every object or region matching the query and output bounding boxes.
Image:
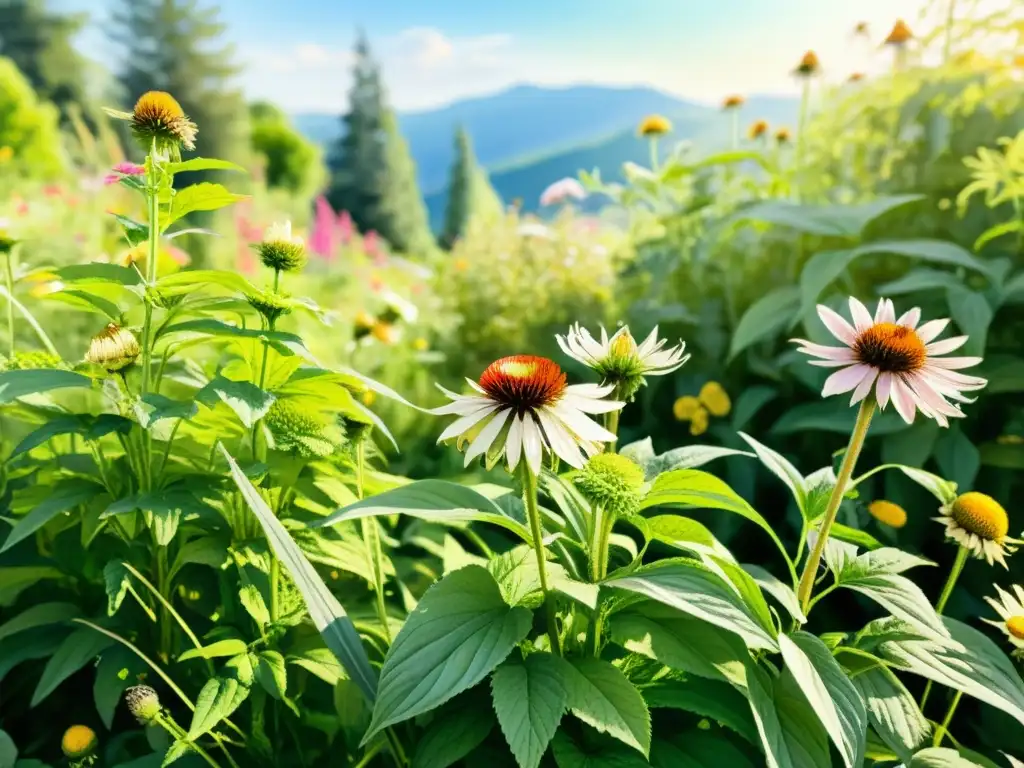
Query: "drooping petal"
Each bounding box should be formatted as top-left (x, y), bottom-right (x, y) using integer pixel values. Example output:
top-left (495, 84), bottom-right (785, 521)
top-left (889, 377), bottom-right (917, 423)
top-left (536, 408), bottom-right (586, 468)
top-left (850, 368), bottom-right (878, 404)
top-left (521, 412), bottom-right (544, 477)
top-left (551, 402), bottom-right (618, 443)
top-left (561, 392), bottom-right (624, 414)
top-left (822, 364), bottom-right (873, 397)
top-left (816, 305), bottom-right (858, 346)
top-left (436, 403), bottom-right (499, 442)
top-left (925, 356), bottom-right (983, 370)
top-left (463, 408), bottom-right (511, 467)
top-left (875, 372), bottom-right (893, 409)
top-left (926, 335), bottom-right (969, 355)
top-left (506, 413), bottom-right (524, 471)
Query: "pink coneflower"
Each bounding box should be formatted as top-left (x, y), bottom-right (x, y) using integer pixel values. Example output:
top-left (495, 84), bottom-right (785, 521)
top-left (792, 297), bottom-right (987, 426)
top-left (104, 162), bottom-right (145, 186)
top-left (431, 355), bottom-right (623, 474)
top-left (540, 178), bottom-right (586, 207)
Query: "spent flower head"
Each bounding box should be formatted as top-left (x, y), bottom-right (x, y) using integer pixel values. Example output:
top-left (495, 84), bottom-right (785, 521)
top-left (257, 220), bottom-right (306, 273)
top-left (129, 91), bottom-right (197, 152)
top-left (935, 492), bottom-right (1019, 567)
top-left (62, 725), bottom-right (98, 759)
top-left (126, 685), bottom-right (161, 724)
top-left (557, 324), bottom-right (689, 401)
top-left (792, 297), bottom-right (987, 426)
top-left (574, 453), bottom-right (646, 517)
top-left (638, 114), bottom-right (672, 136)
top-left (982, 583), bottom-right (1024, 653)
top-left (86, 324), bottom-right (140, 373)
top-left (430, 355), bottom-right (624, 475)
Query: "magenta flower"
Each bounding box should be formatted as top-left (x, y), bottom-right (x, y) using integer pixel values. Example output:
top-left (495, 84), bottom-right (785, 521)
top-left (337, 210), bottom-right (354, 244)
top-left (540, 178), bottom-right (586, 207)
top-left (104, 162), bottom-right (146, 186)
top-left (309, 196), bottom-right (337, 259)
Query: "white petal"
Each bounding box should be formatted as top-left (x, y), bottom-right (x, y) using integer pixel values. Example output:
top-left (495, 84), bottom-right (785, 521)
top-left (816, 305), bottom-right (857, 346)
top-left (874, 298), bottom-right (896, 324)
top-left (536, 408), bottom-right (585, 468)
top-left (916, 318), bottom-right (949, 344)
top-left (521, 413), bottom-right (544, 477)
top-left (506, 413), bottom-right (524, 471)
top-left (792, 340), bottom-right (857, 361)
top-left (551, 402), bottom-right (617, 443)
top-left (849, 297), bottom-right (874, 333)
top-left (463, 408), bottom-right (510, 466)
top-left (876, 373), bottom-right (893, 409)
top-left (889, 377), bottom-right (917, 424)
top-left (822, 364), bottom-right (874, 397)
top-left (926, 335), bottom-right (969, 355)
top-left (567, 382), bottom-right (616, 399)
top-left (465, 377), bottom-right (488, 395)
top-left (896, 307), bottom-right (921, 328)
top-left (850, 368), bottom-right (878, 404)
top-left (436, 403), bottom-right (500, 442)
top-left (925, 356), bottom-right (983, 370)
top-left (637, 326), bottom-right (660, 356)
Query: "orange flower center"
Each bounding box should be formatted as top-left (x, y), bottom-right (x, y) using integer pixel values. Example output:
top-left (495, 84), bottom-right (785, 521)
top-left (853, 323), bottom-right (926, 373)
top-left (950, 492), bottom-right (1009, 542)
top-left (1007, 616), bottom-right (1024, 640)
top-left (479, 355), bottom-right (567, 413)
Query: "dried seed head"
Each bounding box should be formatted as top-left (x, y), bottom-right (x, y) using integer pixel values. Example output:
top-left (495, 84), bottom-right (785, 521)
top-left (131, 91), bottom-right (197, 151)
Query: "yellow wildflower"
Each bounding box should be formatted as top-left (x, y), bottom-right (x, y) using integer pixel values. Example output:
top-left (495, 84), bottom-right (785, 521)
top-left (690, 406), bottom-right (710, 436)
top-left (868, 500), bottom-right (907, 529)
top-left (673, 395), bottom-right (702, 421)
top-left (62, 725), bottom-right (98, 759)
top-left (638, 114), bottom-right (672, 137)
top-left (698, 381), bottom-right (731, 417)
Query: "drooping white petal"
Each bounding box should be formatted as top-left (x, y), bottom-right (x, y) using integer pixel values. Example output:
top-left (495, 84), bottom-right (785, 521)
top-left (637, 326), bottom-right (660, 357)
top-left (822, 364), bottom-right (873, 397)
top-left (506, 413), bottom-right (524, 471)
top-left (925, 356), bottom-right (983, 370)
top-left (889, 377), bottom-right (917, 423)
top-left (551, 402), bottom-right (617, 443)
top-left (849, 297), bottom-right (874, 333)
top-left (926, 335), bottom-right (969, 355)
top-left (561, 391), bottom-right (625, 415)
top-left (463, 407), bottom-right (511, 466)
top-left (816, 305), bottom-right (858, 346)
top-left (792, 340), bottom-right (857, 361)
top-left (521, 412), bottom-right (544, 477)
top-left (915, 318), bottom-right (950, 344)
top-left (536, 408), bottom-right (585, 468)
top-left (875, 373), bottom-right (893, 409)
top-left (850, 368), bottom-right (878, 404)
top-left (568, 382), bottom-right (616, 399)
top-left (436, 403), bottom-right (500, 442)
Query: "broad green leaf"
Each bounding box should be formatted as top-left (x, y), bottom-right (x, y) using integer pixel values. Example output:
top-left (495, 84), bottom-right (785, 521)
top-left (830, 524), bottom-right (884, 551)
top-left (255, 650), bottom-right (288, 700)
top-left (94, 645), bottom-right (147, 729)
top-left (0, 566), bottom-right (62, 606)
top-left (156, 269), bottom-right (258, 296)
top-left (288, 647), bottom-right (343, 686)
top-left (771, 401), bottom-right (910, 436)
top-left (162, 741), bottom-right (190, 766)
top-left (31, 627), bottom-right (114, 706)
top-left (946, 286), bottom-right (993, 357)
top-left (779, 632), bottom-right (866, 768)
top-left (0, 626), bottom-right (64, 682)
top-left (934, 428), bottom-right (980, 492)
top-left (737, 432), bottom-right (807, 514)
top-left (909, 748), bottom-right (986, 767)
top-left (12, 413), bottom-right (131, 457)
top-left (732, 195), bottom-right (922, 238)
top-left (798, 249), bottom-right (856, 319)
top-left (744, 660), bottom-right (831, 768)
top-left (134, 394), bottom-right (198, 429)
top-left (978, 355), bottom-right (1024, 394)
top-left (491, 653), bottom-right (570, 768)
top-left (621, 439), bottom-right (753, 480)
top-left (729, 286), bottom-right (800, 360)
top-left (412, 701), bottom-right (494, 768)
top-left (54, 263), bottom-right (142, 287)
top-left (0, 369), bottom-right (93, 404)
top-left (1, 479), bottom-right (101, 552)
top-left (549, 730), bottom-right (650, 768)
top-left (239, 585), bottom-right (270, 628)
top-left (606, 561), bottom-right (777, 651)
top-left (103, 561), bottom-right (130, 615)
top-left (638, 470), bottom-right (792, 580)
top-left (731, 386), bottom-right (778, 431)
top-left (315, 479), bottom-right (531, 542)
top-left (643, 678), bottom-right (758, 744)
top-left (854, 240), bottom-right (991, 275)
top-left (642, 515), bottom-right (735, 562)
top-left (0, 602), bottom-right (79, 642)
top-left (742, 564), bottom-right (805, 624)
top-left (877, 617), bottom-right (1024, 727)
top-left (179, 638), bottom-right (248, 662)
top-left (220, 447), bottom-right (378, 704)
top-left (610, 603), bottom-right (748, 686)
top-left (563, 657), bottom-right (651, 757)
top-left (162, 319), bottom-right (313, 361)
top-left (166, 157), bottom-right (246, 175)
top-left (650, 730), bottom-right (759, 768)
top-left (197, 376), bottom-right (275, 428)
top-left (868, 464), bottom-right (957, 504)
top-left (186, 654), bottom-right (254, 740)
top-left (364, 565), bottom-right (531, 741)
top-left (166, 182), bottom-right (247, 226)
top-left (852, 666), bottom-right (930, 763)
top-left (0, 730), bottom-right (14, 768)
top-left (878, 268), bottom-right (966, 296)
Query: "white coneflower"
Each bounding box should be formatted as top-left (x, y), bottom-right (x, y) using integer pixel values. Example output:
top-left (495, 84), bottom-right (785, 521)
top-left (557, 324), bottom-right (688, 400)
top-left (431, 355), bottom-right (623, 475)
top-left (792, 297), bottom-right (987, 426)
top-left (983, 583), bottom-right (1024, 651)
top-left (934, 492), bottom-right (1019, 568)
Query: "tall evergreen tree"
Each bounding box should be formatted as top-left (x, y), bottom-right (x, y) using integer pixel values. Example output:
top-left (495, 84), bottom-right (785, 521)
top-left (440, 126), bottom-right (502, 249)
top-left (0, 0), bottom-right (91, 123)
top-left (326, 33), bottom-right (434, 254)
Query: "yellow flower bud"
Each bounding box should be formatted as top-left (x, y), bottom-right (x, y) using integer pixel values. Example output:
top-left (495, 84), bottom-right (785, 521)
top-left (698, 381), bottom-right (731, 417)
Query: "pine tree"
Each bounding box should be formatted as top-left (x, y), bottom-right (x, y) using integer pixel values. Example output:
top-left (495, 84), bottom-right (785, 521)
top-left (440, 126), bottom-right (502, 249)
top-left (0, 0), bottom-right (91, 123)
top-left (377, 109), bottom-right (434, 255)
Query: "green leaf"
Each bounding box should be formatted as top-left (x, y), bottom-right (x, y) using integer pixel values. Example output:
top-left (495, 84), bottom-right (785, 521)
top-left (103, 561), bottom-right (130, 615)
top-left (364, 565), bottom-right (531, 742)
top-left (315, 479), bottom-right (531, 542)
top-left (878, 268), bottom-right (966, 296)
top-left (0, 369), bottom-right (93, 404)
top-left (162, 741), bottom-right (191, 766)
top-left (733, 195), bottom-right (923, 238)
top-left (166, 157), bottom-right (247, 175)
top-left (197, 376), bottom-right (275, 428)
top-left (854, 239), bottom-right (991, 275)
top-left (877, 617), bottom-right (1024, 727)
top-left (412, 701), bottom-right (494, 768)
top-left (1, 479), bottom-right (100, 552)
top-left (54, 262), bottom-right (142, 287)
top-left (829, 524), bottom-right (884, 551)
top-left (0, 602), bottom-right (79, 642)
top-left (639, 469), bottom-right (791, 578)
top-left (651, 730), bottom-right (759, 768)
top-left (491, 653), bottom-right (570, 768)
top-left (729, 286), bottom-right (800, 360)
top-left (46, 287), bottom-right (123, 320)
top-left (909, 748), bottom-right (987, 767)
top-left (94, 645), bottom-right (147, 729)
top-left (779, 632), bottom-right (866, 768)
top-left (744, 660), bottom-right (831, 768)
top-left (610, 603), bottom-right (748, 685)
top-left (946, 286), bottom-right (993, 356)
top-left (220, 446), bottom-right (378, 704)
top-left (621, 440), bottom-right (754, 480)
top-left (186, 654), bottom-right (254, 740)
top-left (134, 394), bottom-right (198, 429)
top-left (31, 626), bottom-right (114, 706)
top-left (12, 413), bottom-right (131, 457)
top-left (162, 319), bottom-right (314, 361)
top-left (239, 585), bottom-right (270, 628)
top-left (641, 515), bottom-right (735, 562)
top-left (0, 730), bottom-right (15, 768)
top-left (550, 730), bottom-right (650, 768)
top-left (156, 269), bottom-right (257, 296)
top-left (255, 650), bottom-right (288, 700)
top-left (166, 182), bottom-right (247, 226)
top-left (852, 666), bottom-right (930, 763)
top-left (643, 678), bottom-right (758, 744)
top-left (605, 560), bottom-right (777, 651)
top-left (798, 249), bottom-right (856, 319)
top-left (179, 639), bottom-right (248, 662)
top-left (742, 564), bottom-right (805, 625)
top-left (737, 432), bottom-right (807, 515)
top-left (563, 657), bottom-right (651, 757)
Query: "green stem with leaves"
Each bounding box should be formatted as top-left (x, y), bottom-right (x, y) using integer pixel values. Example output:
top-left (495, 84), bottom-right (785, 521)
top-left (934, 691), bottom-right (963, 747)
top-left (358, 441), bottom-right (391, 644)
top-left (520, 463), bottom-right (561, 655)
top-left (158, 713), bottom-right (222, 768)
top-left (797, 396), bottom-right (875, 612)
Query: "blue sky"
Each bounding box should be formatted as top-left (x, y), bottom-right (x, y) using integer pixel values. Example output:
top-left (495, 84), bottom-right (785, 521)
top-left (60, 0), bottom-right (954, 112)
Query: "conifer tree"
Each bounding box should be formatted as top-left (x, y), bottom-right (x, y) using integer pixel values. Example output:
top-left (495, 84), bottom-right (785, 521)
top-left (377, 109), bottom-right (434, 254)
top-left (440, 126), bottom-right (502, 249)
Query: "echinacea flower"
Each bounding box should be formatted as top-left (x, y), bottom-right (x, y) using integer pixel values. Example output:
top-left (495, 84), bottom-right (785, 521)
top-left (868, 500), bottom-right (907, 528)
top-left (638, 114), bottom-right (672, 136)
top-left (257, 220), bottom-right (306, 273)
top-left (748, 120), bottom-right (769, 140)
top-left (722, 95), bottom-right (745, 110)
top-left (885, 20), bottom-right (913, 46)
top-left (792, 297), bottom-right (987, 427)
top-left (775, 127), bottom-right (791, 143)
top-left (431, 355), bottom-right (623, 475)
top-left (935, 492), bottom-right (1019, 567)
top-left (540, 178), bottom-right (587, 207)
top-left (86, 324), bottom-right (140, 372)
top-left (128, 91), bottom-right (197, 151)
top-left (61, 725), bottom-right (98, 759)
top-left (794, 51), bottom-right (821, 77)
top-left (983, 583), bottom-right (1024, 650)
top-left (557, 324), bottom-right (689, 400)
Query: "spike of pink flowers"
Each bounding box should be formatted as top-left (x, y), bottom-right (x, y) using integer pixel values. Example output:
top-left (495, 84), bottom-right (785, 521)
top-left (337, 210), bottom-right (354, 244)
top-left (308, 196), bottom-right (337, 260)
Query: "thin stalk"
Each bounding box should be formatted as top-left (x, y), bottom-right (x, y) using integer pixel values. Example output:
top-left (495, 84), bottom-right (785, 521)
top-left (157, 418), bottom-right (183, 479)
top-left (919, 546), bottom-right (968, 711)
top-left (158, 715), bottom-right (222, 768)
top-left (797, 396), bottom-right (875, 611)
top-left (269, 550), bottom-right (281, 623)
top-left (384, 728), bottom-right (409, 768)
top-left (934, 691), bottom-right (962, 747)
top-left (648, 137), bottom-right (659, 172)
top-left (731, 110), bottom-right (739, 151)
top-left (520, 463), bottom-right (561, 655)
top-left (603, 383), bottom-right (623, 453)
top-left (794, 78), bottom-right (811, 202)
top-left (139, 139), bottom-right (161, 415)
top-left (3, 246), bottom-right (15, 357)
top-left (358, 441), bottom-right (391, 644)
top-left (464, 527), bottom-right (494, 557)
top-left (588, 503), bottom-right (607, 584)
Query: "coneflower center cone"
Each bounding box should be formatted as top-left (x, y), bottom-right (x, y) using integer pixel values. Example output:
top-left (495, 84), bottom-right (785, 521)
top-left (950, 492), bottom-right (1009, 541)
top-left (479, 355), bottom-right (567, 414)
top-left (854, 323), bottom-right (926, 372)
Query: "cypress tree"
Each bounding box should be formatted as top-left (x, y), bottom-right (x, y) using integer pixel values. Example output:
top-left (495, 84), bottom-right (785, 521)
top-left (377, 109), bottom-right (434, 255)
top-left (440, 126), bottom-right (502, 249)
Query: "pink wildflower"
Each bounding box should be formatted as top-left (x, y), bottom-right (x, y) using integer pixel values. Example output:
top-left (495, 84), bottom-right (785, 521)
top-left (539, 178), bottom-right (586, 207)
top-left (337, 210), bottom-right (354, 244)
top-left (309, 196), bottom-right (337, 259)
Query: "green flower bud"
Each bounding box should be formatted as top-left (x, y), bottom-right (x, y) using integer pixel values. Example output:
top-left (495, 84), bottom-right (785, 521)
top-left (256, 221), bottom-right (306, 273)
top-left (265, 400), bottom-right (337, 458)
top-left (125, 685), bottom-right (161, 724)
top-left (573, 453), bottom-right (645, 517)
top-left (246, 290), bottom-right (293, 325)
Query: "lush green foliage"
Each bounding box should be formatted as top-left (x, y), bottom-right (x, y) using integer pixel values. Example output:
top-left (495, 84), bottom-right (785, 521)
top-left (249, 102), bottom-right (324, 201)
top-left (0, 55), bottom-right (66, 177)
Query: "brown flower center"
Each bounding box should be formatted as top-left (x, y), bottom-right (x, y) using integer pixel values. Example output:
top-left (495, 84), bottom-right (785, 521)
top-left (853, 323), bottom-right (926, 373)
top-left (479, 356), bottom-right (566, 413)
top-left (1007, 616), bottom-right (1024, 640)
top-left (950, 492), bottom-right (1009, 542)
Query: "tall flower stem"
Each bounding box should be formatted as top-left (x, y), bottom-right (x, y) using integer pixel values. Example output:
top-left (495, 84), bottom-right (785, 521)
top-left (520, 463), bottom-right (561, 655)
top-left (943, 0), bottom-right (957, 64)
top-left (730, 110), bottom-right (739, 151)
top-left (794, 78), bottom-right (811, 202)
top-left (649, 137), bottom-right (660, 172)
top-left (358, 441), bottom-right (391, 644)
top-left (920, 545), bottom-right (968, 711)
top-left (603, 383), bottom-right (623, 453)
top-left (797, 396), bottom-right (875, 611)
top-left (933, 691), bottom-right (963, 747)
top-left (3, 246), bottom-right (15, 358)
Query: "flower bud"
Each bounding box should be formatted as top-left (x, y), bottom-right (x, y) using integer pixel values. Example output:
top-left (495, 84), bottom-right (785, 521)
top-left (246, 290), bottom-right (292, 325)
top-left (86, 324), bottom-right (140, 372)
top-left (574, 453), bottom-right (646, 518)
top-left (126, 685), bottom-right (161, 724)
top-left (256, 221), bottom-right (306, 273)
top-left (62, 725), bottom-right (98, 759)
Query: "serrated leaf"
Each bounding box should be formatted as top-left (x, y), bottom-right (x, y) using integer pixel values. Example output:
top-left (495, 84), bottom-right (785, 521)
top-left (255, 650), bottom-right (287, 700)
top-left (178, 638), bottom-right (248, 662)
top-left (491, 653), bottom-right (570, 768)
top-left (0, 369), bottom-right (93, 404)
top-left (239, 585), bottom-right (270, 628)
top-left (563, 657), bottom-right (651, 757)
top-left (549, 730), bottom-right (650, 768)
top-left (643, 678), bottom-right (758, 744)
top-left (161, 740), bottom-right (190, 767)
top-left (186, 655), bottom-right (253, 740)
top-left (31, 627), bottom-right (114, 706)
top-left (412, 701), bottom-right (494, 768)
top-left (156, 269), bottom-right (257, 296)
top-left (363, 565), bottom-right (531, 742)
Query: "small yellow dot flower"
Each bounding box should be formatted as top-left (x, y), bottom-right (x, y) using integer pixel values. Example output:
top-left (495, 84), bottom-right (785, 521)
top-left (638, 114), bottom-right (672, 137)
top-left (129, 91), bottom-right (197, 151)
top-left (698, 381), bottom-right (731, 417)
top-left (689, 406), bottom-right (710, 436)
top-left (868, 500), bottom-right (907, 529)
top-left (413, 337), bottom-right (429, 351)
top-left (747, 120), bottom-right (769, 140)
top-left (673, 395), bottom-right (702, 421)
top-left (188, 589), bottom-right (201, 601)
top-left (794, 51), bottom-right (821, 77)
top-left (62, 725), bottom-right (98, 759)
top-left (362, 390), bottom-right (377, 406)
top-left (982, 583), bottom-right (1024, 650)
top-left (935, 492), bottom-right (1019, 567)
top-left (330, 570), bottom-right (340, 580)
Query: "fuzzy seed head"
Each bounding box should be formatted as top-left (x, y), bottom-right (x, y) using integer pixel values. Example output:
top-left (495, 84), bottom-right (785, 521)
top-left (574, 453), bottom-right (645, 517)
top-left (131, 91), bottom-right (197, 151)
top-left (62, 725), bottom-right (98, 759)
top-left (126, 685), bottom-right (161, 724)
top-left (479, 356), bottom-right (567, 414)
top-left (257, 221), bottom-right (306, 273)
top-left (86, 324), bottom-right (140, 372)
top-left (950, 492), bottom-right (1009, 542)
top-left (854, 322), bottom-right (926, 374)
top-left (265, 400), bottom-right (337, 458)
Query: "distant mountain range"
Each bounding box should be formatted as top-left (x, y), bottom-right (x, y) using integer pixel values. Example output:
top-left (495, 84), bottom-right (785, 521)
top-left (293, 84), bottom-right (799, 229)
